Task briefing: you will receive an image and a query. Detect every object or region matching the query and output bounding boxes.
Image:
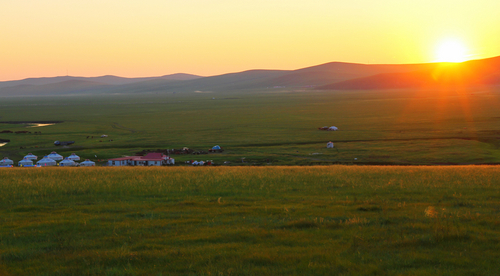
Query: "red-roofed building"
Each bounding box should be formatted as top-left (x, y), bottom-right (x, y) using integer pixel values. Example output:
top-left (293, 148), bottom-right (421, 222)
top-left (107, 153), bottom-right (174, 166)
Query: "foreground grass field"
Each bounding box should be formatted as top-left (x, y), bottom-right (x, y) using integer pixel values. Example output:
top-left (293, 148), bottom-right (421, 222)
top-left (1, 166), bottom-right (499, 275)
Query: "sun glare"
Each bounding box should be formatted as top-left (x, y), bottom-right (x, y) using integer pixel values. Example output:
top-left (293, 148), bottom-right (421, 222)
top-left (435, 39), bottom-right (469, 63)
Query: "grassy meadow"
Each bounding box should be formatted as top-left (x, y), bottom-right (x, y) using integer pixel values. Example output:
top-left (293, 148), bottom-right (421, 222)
top-left (1, 87), bottom-right (500, 275)
top-left (1, 166), bottom-right (499, 275)
top-left (1, 87), bottom-right (500, 165)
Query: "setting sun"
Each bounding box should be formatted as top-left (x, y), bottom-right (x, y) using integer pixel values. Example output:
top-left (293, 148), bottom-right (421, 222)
top-left (435, 39), bottom-right (469, 63)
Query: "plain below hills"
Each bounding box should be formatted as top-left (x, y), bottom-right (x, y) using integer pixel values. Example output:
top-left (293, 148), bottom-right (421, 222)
top-left (1, 56), bottom-right (500, 96)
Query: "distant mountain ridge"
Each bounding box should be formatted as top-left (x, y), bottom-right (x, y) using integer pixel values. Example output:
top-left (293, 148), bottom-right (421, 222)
top-left (1, 56), bottom-right (499, 96)
top-left (0, 73), bottom-right (202, 89)
top-left (316, 56), bottom-right (500, 90)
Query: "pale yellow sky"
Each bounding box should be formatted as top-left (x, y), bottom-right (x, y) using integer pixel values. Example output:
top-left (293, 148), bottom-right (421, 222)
top-left (1, 0), bottom-right (499, 81)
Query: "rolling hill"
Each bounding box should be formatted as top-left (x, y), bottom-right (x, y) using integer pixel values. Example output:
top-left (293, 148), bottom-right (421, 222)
top-left (0, 73), bottom-right (203, 96)
top-left (1, 56), bottom-right (499, 96)
top-left (317, 56), bottom-right (500, 90)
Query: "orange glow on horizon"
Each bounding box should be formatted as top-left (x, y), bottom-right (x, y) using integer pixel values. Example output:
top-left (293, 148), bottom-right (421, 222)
top-left (1, 1), bottom-right (500, 81)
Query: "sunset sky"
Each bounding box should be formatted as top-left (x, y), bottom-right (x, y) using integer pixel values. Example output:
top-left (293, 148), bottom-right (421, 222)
top-left (1, 0), bottom-right (499, 81)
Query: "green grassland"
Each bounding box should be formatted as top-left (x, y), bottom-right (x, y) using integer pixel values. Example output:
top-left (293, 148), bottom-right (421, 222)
top-left (1, 88), bottom-right (500, 275)
top-left (1, 87), bottom-right (500, 165)
top-left (1, 166), bottom-right (499, 275)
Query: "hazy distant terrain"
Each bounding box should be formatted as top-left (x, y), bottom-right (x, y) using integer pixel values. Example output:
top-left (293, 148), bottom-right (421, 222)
top-left (0, 73), bottom-right (203, 96)
top-left (2, 56), bottom-right (498, 97)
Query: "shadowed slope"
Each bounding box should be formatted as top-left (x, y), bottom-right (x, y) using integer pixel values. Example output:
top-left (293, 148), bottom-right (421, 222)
top-left (0, 80), bottom-right (110, 96)
top-left (316, 56), bottom-right (500, 90)
top-left (261, 62), bottom-right (437, 87)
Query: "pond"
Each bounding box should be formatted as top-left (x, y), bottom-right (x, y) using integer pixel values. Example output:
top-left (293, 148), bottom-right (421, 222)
top-left (28, 123), bottom-right (55, 128)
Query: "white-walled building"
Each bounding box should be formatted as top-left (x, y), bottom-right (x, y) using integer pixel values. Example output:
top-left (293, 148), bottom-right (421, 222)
top-left (108, 153), bottom-right (172, 166)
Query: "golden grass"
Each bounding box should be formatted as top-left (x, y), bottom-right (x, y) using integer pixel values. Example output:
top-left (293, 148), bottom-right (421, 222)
top-left (1, 165), bottom-right (499, 275)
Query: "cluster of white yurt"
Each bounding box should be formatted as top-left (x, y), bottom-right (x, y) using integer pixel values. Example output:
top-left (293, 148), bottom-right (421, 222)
top-left (31, 152), bottom-right (89, 167)
top-left (2, 151), bottom-right (94, 167)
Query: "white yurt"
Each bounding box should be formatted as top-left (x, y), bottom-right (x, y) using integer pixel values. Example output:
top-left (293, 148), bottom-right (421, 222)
top-left (18, 158), bottom-right (34, 166)
top-left (79, 159), bottom-right (96, 167)
top-left (67, 153), bottom-right (80, 161)
top-left (327, 141), bottom-right (334, 148)
top-left (24, 153), bottom-right (38, 160)
top-left (59, 158), bottom-right (77, 167)
top-left (0, 157), bottom-right (14, 165)
top-left (37, 156), bottom-right (57, 166)
top-left (212, 145), bottom-right (221, 150)
top-left (328, 126), bottom-right (338, 131)
top-left (47, 151), bottom-right (63, 161)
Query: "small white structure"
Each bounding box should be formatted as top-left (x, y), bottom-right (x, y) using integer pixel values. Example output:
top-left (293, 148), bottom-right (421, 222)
top-left (24, 153), bottom-right (38, 160)
top-left (47, 151), bottom-right (63, 161)
top-left (18, 158), bottom-right (34, 166)
top-left (101, 134), bottom-right (108, 138)
top-left (37, 156), bottom-right (57, 167)
top-left (328, 126), bottom-right (338, 131)
top-left (165, 157), bottom-right (175, 165)
top-left (59, 158), bottom-right (77, 167)
top-left (67, 153), bottom-right (80, 161)
top-left (327, 141), bottom-right (334, 148)
top-left (80, 159), bottom-right (96, 167)
top-left (0, 157), bottom-right (14, 165)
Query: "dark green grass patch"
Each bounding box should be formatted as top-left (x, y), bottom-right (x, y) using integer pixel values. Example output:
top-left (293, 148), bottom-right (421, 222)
top-left (2, 88), bottom-right (500, 165)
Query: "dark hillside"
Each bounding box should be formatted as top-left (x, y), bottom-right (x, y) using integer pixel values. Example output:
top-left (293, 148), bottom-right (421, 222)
top-left (317, 56), bottom-right (500, 90)
top-left (0, 80), bottom-right (110, 96)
